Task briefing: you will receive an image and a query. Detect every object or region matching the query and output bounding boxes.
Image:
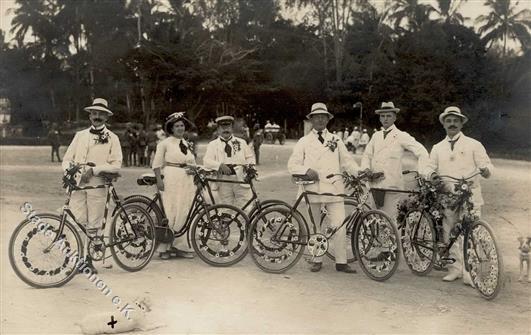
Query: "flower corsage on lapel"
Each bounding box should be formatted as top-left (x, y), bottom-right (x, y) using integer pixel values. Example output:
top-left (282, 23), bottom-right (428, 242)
top-left (325, 137), bottom-right (340, 152)
top-left (95, 131), bottom-right (110, 144)
top-left (231, 139), bottom-right (241, 153)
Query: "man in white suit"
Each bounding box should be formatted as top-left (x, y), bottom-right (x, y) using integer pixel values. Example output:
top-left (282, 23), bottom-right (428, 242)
top-left (426, 106), bottom-right (493, 285)
top-left (203, 115), bottom-right (255, 209)
top-left (288, 102), bottom-right (359, 273)
top-left (62, 98), bottom-right (122, 273)
top-left (361, 102), bottom-right (429, 223)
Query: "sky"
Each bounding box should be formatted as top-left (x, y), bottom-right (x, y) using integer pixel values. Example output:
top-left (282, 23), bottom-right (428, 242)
top-left (1, 0), bottom-right (529, 46)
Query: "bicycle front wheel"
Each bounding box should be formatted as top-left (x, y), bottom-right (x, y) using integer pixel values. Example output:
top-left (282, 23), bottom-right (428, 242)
top-left (9, 213), bottom-right (83, 288)
top-left (400, 210), bottom-right (436, 276)
top-left (353, 210), bottom-right (400, 281)
top-left (248, 206), bottom-right (308, 273)
top-left (190, 204), bottom-right (249, 267)
top-left (110, 203), bottom-right (156, 272)
top-left (464, 219), bottom-right (503, 300)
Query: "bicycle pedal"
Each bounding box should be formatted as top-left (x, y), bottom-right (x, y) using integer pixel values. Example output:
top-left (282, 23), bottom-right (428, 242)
top-left (440, 257), bottom-right (456, 264)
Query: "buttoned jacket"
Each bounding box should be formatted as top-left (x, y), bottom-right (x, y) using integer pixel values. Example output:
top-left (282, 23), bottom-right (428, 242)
top-left (288, 129), bottom-right (359, 203)
top-left (426, 132), bottom-right (494, 206)
top-left (62, 126), bottom-right (122, 182)
top-left (361, 125), bottom-right (429, 189)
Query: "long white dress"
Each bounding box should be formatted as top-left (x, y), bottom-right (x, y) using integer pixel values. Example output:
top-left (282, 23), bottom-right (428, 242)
top-left (152, 136), bottom-right (196, 250)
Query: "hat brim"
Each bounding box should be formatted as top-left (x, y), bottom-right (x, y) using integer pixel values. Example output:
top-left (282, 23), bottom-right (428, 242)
top-left (439, 111), bottom-right (468, 124)
top-left (84, 106), bottom-right (113, 115)
top-left (164, 117), bottom-right (195, 134)
top-left (375, 108), bottom-right (400, 114)
top-left (306, 112), bottom-right (334, 120)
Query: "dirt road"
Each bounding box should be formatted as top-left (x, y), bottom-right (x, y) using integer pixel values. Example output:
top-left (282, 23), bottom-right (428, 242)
top-left (1, 144), bottom-right (529, 334)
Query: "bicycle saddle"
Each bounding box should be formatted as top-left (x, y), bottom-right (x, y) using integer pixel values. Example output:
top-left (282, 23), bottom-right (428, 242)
top-left (99, 171), bottom-right (121, 181)
top-left (137, 173), bottom-right (163, 186)
top-left (292, 174), bottom-right (316, 185)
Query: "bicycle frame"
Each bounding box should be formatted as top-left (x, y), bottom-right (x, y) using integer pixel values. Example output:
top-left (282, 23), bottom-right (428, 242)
top-left (45, 180), bottom-right (139, 252)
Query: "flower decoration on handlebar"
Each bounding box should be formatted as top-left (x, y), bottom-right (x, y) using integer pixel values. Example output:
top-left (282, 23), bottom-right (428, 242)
top-left (396, 178), bottom-right (447, 226)
top-left (325, 138), bottom-right (339, 152)
top-left (242, 165), bottom-right (258, 183)
top-left (62, 163), bottom-right (82, 190)
top-left (442, 179), bottom-right (475, 213)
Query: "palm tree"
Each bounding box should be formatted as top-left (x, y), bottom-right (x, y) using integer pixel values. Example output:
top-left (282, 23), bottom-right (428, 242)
top-left (435, 0), bottom-right (468, 25)
top-left (477, 0), bottom-right (531, 58)
top-left (389, 0), bottom-right (437, 33)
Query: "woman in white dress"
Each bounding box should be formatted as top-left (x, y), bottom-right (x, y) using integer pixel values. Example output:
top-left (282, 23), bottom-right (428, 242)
top-left (152, 112), bottom-right (196, 260)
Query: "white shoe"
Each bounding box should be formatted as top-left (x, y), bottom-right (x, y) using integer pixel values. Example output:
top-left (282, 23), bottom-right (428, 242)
top-left (443, 271), bottom-right (462, 282)
top-left (463, 272), bottom-right (474, 287)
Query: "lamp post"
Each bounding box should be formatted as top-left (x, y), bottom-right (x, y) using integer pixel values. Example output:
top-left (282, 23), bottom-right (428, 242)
top-left (354, 102), bottom-right (362, 130)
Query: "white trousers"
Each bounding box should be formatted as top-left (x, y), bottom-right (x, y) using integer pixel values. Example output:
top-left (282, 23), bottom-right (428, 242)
top-left (443, 207), bottom-right (482, 275)
top-left (70, 184), bottom-right (107, 235)
top-left (307, 202), bottom-right (347, 264)
top-left (216, 175), bottom-right (253, 211)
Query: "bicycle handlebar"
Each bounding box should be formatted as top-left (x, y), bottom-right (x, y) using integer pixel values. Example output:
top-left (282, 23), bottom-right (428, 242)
top-left (438, 171), bottom-right (482, 181)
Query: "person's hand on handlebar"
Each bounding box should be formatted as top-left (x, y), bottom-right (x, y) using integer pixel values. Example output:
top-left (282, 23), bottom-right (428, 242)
top-left (429, 172), bottom-right (441, 183)
top-left (305, 168), bottom-right (319, 181)
top-left (218, 163), bottom-right (233, 175)
top-left (80, 167), bottom-right (94, 184)
top-left (479, 167), bottom-right (491, 178)
top-left (359, 168), bottom-right (372, 177)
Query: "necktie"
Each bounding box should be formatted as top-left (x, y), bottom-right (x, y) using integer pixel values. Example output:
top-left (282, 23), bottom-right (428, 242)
top-left (383, 129), bottom-right (392, 139)
top-left (449, 137), bottom-right (459, 151)
top-left (317, 131), bottom-right (324, 144)
top-left (179, 139), bottom-right (188, 155)
top-left (221, 138), bottom-right (232, 157)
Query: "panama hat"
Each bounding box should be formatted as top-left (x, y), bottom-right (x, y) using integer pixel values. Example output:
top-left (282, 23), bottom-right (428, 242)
top-left (164, 112), bottom-right (194, 134)
top-left (439, 106), bottom-right (468, 124)
top-left (375, 102), bottom-right (400, 114)
top-left (306, 102), bottom-right (334, 120)
top-left (84, 98), bottom-right (113, 115)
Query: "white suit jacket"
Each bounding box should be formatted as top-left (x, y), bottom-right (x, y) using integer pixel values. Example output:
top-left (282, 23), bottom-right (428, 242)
top-left (62, 126), bottom-right (122, 181)
top-left (361, 125), bottom-right (429, 189)
top-left (425, 132), bottom-right (494, 206)
top-left (287, 129), bottom-right (359, 203)
top-left (203, 136), bottom-right (255, 169)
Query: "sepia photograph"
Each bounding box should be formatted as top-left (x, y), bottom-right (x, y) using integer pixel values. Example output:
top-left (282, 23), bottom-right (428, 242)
top-left (0, 0), bottom-right (530, 334)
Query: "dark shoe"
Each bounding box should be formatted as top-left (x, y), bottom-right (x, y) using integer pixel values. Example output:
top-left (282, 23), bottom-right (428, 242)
top-left (310, 262), bottom-right (322, 272)
top-left (79, 257), bottom-right (98, 274)
top-left (169, 247), bottom-right (194, 259)
top-left (336, 264), bottom-right (356, 273)
top-left (159, 251), bottom-right (171, 260)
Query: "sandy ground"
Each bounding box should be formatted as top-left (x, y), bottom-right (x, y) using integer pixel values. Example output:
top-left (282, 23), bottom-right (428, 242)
top-left (0, 143), bottom-right (530, 334)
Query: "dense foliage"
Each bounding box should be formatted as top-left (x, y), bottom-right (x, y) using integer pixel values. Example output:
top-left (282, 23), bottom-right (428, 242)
top-left (0, 0), bottom-right (529, 152)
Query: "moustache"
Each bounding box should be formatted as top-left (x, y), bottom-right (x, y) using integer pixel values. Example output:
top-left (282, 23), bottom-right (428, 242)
top-left (448, 126), bottom-right (457, 129)
top-left (92, 118), bottom-right (103, 122)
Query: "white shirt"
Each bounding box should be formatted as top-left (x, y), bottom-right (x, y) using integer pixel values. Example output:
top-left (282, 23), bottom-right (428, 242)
top-left (287, 129), bottom-right (359, 203)
top-left (361, 124), bottom-right (429, 189)
top-left (203, 136), bottom-right (255, 170)
top-left (426, 132), bottom-right (494, 206)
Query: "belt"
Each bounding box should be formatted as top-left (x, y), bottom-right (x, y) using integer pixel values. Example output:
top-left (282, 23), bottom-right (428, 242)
top-left (165, 163), bottom-right (188, 168)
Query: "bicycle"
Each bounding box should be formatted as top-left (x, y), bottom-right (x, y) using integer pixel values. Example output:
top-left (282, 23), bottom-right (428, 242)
top-left (248, 171), bottom-right (400, 281)
top-left (125, 164), bottom-right (249, 267)
top-left (397, 170), bottom-right (503, 300)
top-left (8, 163), bottom-right (156, 288)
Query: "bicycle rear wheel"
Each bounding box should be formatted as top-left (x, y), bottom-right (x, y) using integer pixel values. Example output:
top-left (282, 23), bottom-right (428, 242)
top-left (353, 210), bottom-right (400, 281)
top-left (124, 194), bottom-right (164, 226)
top-left (248, 206), bottom-right (308, 273)
top-left (9, 213), bottom-right (83, 288)
top-left (110, 203), bottom-right (156, 272)
top-left (400, 210), bottom-right (436, 276)
top-left (464, 219), bottom-right (503, 300)
top-left (190, 204), bottom-right (249, 267)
